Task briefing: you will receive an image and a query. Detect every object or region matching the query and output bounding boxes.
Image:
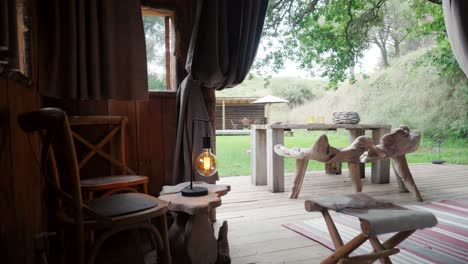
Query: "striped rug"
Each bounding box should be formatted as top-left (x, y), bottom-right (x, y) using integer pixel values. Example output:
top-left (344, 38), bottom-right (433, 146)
top-left (283, 199), bottom-right (468, 264)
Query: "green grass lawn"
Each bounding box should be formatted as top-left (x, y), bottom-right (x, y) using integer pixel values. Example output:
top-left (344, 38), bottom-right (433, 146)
top-left (216, 131), bottom-right (468, 177)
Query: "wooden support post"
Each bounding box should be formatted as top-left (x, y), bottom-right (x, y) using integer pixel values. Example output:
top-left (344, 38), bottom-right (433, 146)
top-left (371, 127), bottom-right (391, 184)
top-left (391, 155), bottom-right (423, 202)
top-left (348, 129), bottom-right (365, 178)
top-left (322, 233), bottom-right (368, 264)
top-left (322, 210), bottom-right (345, 251)
top-left (325, 162), bottom-right (342, 175)
top-left (382, 230), bottom-right (415, 249)
top-left (289, 159), bottom-right (308, 198)
top-left (251, 127), bottom-right (267, 185)
top-left (267, 128), bottom-right (284, 192)
top-left (221, 100), bottom-right (225, 130)
top-left (348, 163), bottom-right (363, 192)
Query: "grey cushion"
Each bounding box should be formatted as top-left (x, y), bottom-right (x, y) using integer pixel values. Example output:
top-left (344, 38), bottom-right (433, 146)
top-left (87, 193), bottom-right (158, 217)
top-left (308, 193), bottom-right (438, 235)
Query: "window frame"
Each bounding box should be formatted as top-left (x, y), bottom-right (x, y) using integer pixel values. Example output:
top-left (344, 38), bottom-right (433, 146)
top-left (141, 7), bottom-right (176, 92)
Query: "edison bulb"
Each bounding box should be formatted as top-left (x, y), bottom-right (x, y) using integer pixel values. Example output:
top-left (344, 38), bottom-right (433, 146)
top-left (195, 148), bottom-right (218, 177)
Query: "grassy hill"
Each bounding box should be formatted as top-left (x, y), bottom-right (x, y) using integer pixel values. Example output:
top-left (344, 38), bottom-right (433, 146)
top-left (268, 48), bottom-right (468, 140)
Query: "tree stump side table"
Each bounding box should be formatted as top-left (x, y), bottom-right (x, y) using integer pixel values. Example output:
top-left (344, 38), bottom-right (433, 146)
top-left (159, 182), bottom-right (230, 264)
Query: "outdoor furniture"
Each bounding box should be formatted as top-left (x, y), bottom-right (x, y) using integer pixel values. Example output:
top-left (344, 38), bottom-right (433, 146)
top-left (274, 125), bottom-right (423, 201)
top-left (159, 181), bottom-right (230, 264)
top-left (18, 108), bottom-right (171, 264)
top-left (250, 123), bottom-right (391, 192)
top-left (304, 193), bottom-right (437, 264)
top-left (68, 116), bottom-right (148, 200)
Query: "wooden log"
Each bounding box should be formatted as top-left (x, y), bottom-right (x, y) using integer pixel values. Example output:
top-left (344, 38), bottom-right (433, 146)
top-left (325, 162), bottom-right (342, 175)
top-left (361, 125), bottom-right (421, 162)
top-left (348, 163), bottom-right (363, 193)
top-left (382, 230), bottom-right (415, 249)
top-left (267, 128), bottom-right (284, 192)
top-left (339, 248), bottom-right (399, 263)
top-left (348, 129), bottom-right (366, 178)
top-left (216, 221), bottom-right (230, 264)
top-left (392, 155), bottom-right (423, 202)
top-left (274, 134), bottom-right (335, 162)
top-left (371, 127), bottom-right (391, 184)
top-left (322, 210), bottom-right (345, 251)
top-left (251, 127), bottom-right (267, 185)
top-left (368, 237), bottom-right (393, 264)
top-left (392, 162), bottom-right (408, 193)
top-left (289, 159), bottom-right (309, 199)
top-left (328, 136), bottom-right (375, 164)
top-left (322, 233), bottom-right (369, 264)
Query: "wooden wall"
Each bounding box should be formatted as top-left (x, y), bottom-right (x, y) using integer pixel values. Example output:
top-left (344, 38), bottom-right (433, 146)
top-left (0, 77), bottom-right (43, 264)
top-left (215, 104), bottom-right (266, 130)
top-left (43, 92), bottom-right (177, 196)
top-left (0, 0), bottom-right (195, 263)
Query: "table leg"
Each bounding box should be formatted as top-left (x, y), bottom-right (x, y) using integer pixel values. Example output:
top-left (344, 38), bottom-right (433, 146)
top-left (348, 129), bottom-right (365, 178)
top-left (169, 212), bottom-right (218, 264)
top-left (267, 128), bottom-right (284, 192)
top-left (371, 127), bottom-right (391, 184)
top-left (251, 128), bottom-right (267, 185)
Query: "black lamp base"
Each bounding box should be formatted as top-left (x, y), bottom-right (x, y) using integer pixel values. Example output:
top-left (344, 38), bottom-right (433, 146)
top-left (181, 186), bottom-right (208, 197)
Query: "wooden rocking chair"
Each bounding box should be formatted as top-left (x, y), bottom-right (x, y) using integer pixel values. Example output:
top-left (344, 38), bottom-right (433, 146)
top-left (68, 116), bottom-right (148, 200)
top-left (305, 193), bottom-right (437, 264)
top-left (18, 108), bottom-right (171, 264)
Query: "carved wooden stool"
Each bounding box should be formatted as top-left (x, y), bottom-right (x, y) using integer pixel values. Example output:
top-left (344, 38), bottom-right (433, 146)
top-left (159, 182), bottom-right (230, 264)
top-left (305, 193), bottom-right (437, 264)
top-left (275, 126), bottom-right (424, 201)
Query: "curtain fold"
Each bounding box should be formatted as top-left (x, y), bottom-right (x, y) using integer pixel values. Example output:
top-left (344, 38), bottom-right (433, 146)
top-left (443, 0), bottom-right (468, 78)
top-left (37, 0), bottom-right (148, 100)
top-left (173, 0), bottom-right (268, 184)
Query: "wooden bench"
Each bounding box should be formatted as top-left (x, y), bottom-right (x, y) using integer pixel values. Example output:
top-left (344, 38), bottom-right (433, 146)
top-left (275, 126), bottom-right (423, 201)
top-left (305, 193), bottom-right (437, 264)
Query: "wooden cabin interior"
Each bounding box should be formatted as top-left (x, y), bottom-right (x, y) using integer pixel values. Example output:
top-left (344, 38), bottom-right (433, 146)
top-left (1, 0), bottom-right (198, 263)
top-left (1, 0), bottom-right (468, 264)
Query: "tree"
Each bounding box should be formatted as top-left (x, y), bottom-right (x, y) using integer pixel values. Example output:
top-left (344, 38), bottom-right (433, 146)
top-left (370, 22), bottom-right (391, 68)
top-left (143, 15), bottom-right (167, 88)
top-left (256, 0), bottom-right (440, 88)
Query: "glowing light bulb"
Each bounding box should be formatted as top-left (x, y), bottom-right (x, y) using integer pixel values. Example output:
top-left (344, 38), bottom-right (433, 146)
top-left (195, 148), bottom-right (218, 177)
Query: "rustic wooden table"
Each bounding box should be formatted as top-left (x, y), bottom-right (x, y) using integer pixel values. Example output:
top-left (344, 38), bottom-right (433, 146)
top-left (250, 123), bottom-right (391, 192)
top-left (159, 182), bottom-right (230, 264)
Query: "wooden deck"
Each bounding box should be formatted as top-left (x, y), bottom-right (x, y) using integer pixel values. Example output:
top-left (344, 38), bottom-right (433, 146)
top-left (215, 163), bottom-right (468, 264)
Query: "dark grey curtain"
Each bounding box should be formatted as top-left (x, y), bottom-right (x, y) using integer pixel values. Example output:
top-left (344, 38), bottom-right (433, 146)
top-left (37, 0), bottom-right (148, 100)
top-left (173, 0), bottom-right (268, 184)
top-left (443, 0), bottom-right (468, 77)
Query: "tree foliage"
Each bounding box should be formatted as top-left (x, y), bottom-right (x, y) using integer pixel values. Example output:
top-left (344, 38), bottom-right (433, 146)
top-left (143, 16), bottom-right (166, 88)
top-left (255, 0), bottom-right (448, 88)
top-left (272, 82), bottom-right (313, 107)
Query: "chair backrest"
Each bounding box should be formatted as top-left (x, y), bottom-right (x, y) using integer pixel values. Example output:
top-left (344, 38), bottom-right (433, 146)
top-left (18, 108), bottom-right (86, 263)
top-left (68, 116), bottom-right (136, 175)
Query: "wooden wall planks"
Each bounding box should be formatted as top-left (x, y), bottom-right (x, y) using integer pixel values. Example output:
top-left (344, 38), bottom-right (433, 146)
top-left (0, 76), bottom-right (44, 264)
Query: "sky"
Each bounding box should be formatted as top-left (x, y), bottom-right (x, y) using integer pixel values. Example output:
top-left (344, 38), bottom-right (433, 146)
top-left (270, 44), bottom-right (382, 78)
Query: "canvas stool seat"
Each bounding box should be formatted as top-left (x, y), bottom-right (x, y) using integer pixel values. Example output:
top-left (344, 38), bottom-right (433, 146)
top-left (305, 193), bottom-right (437, 264)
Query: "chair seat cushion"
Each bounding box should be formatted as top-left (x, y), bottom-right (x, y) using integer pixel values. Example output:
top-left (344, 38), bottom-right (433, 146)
top-left (81, 175), bottom-right (147, 190)
top-left (86, 193), bottom-right (158, 217)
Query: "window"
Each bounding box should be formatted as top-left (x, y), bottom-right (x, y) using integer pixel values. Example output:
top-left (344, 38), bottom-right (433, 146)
top-left (142, 8), bottom-right (175, 91)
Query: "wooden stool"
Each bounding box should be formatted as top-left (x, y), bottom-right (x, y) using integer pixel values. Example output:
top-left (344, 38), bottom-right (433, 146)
top-left (304, 193), bottom-right (437, 264)
top-left (275, 126), bottom-right (424, 201)
top-left (159, 182), bottom-right (230, 264)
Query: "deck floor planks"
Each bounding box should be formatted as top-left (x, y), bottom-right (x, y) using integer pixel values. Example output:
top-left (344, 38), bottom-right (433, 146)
top-left (215, 163), bottom-right (468, 264)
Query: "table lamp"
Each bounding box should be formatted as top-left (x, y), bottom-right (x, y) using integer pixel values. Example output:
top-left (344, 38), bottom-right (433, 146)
top-left (182, 118), bottom-right (218, 197)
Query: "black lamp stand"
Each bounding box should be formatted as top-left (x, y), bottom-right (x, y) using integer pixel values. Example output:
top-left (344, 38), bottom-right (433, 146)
top-left (181, 118), bottom-right (211, 197)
